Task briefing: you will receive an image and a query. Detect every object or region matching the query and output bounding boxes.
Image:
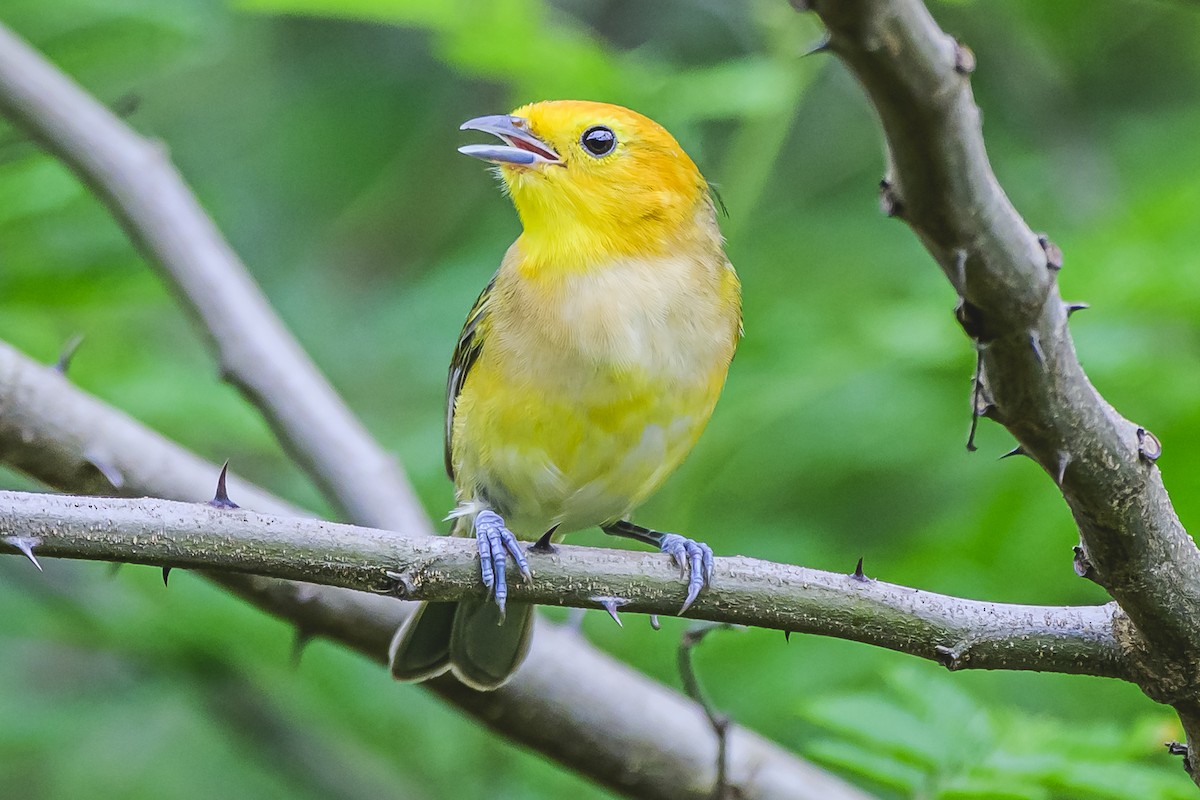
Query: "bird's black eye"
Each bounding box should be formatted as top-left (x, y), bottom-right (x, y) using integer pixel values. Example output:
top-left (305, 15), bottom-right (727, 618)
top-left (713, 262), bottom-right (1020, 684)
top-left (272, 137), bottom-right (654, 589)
top-left (580, 125), bottom-right (616, 157)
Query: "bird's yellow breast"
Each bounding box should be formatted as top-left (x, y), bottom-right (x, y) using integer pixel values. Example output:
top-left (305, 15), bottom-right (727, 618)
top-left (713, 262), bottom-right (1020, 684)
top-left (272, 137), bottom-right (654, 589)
top-left (451, 239), bottom-right (740, 537)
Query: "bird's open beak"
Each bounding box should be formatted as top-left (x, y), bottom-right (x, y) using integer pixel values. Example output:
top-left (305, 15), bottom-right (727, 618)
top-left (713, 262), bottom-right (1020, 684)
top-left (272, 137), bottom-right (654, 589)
top-left (458, 115), bottom-right (561, 166)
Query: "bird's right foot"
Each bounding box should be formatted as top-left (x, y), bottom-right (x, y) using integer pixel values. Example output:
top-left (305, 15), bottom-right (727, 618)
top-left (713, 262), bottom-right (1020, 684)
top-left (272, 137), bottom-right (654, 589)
top-left (474, 510), bottom-right (531, 619)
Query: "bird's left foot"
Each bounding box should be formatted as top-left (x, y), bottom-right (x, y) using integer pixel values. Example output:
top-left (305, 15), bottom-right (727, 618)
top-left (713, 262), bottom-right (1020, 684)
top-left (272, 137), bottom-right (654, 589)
top-left (474, 510), bottom-right (531, 619)
top-left (602, 520), bottom-right (714, 614)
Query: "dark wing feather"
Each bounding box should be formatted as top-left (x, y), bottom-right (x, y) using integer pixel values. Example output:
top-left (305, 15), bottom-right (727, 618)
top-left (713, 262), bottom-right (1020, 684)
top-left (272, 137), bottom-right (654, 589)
top-left (445, 277), bottom-right (494, 479)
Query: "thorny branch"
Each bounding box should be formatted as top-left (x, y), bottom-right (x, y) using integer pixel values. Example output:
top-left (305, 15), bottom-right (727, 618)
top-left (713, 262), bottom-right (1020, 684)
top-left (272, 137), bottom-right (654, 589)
top-left (806, 0), bottom-right (1200, 782)
top-left (0, 488), bottom-right (1133, 680)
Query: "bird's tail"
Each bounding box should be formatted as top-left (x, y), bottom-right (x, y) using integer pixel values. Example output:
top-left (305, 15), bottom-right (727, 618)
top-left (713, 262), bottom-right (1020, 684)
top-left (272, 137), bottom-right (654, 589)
top-left (389, 600), bottom-right (534, 691)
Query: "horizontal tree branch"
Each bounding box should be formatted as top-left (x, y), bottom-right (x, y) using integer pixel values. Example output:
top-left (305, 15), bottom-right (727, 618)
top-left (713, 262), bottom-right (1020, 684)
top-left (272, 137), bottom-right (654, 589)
top-left (0, 488), bottom-right (1131, 680)
top-left (807, 0), bottom-right (1200, 776)
top-left (0, 340), bottom-right (865, 800)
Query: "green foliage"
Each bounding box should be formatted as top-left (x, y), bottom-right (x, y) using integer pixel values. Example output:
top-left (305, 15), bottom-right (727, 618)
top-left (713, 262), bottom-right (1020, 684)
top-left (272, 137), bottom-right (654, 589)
top-left (801, 667), bottom-right (1189, 799)
top-left (2, 0), bottom-right (1200, 798)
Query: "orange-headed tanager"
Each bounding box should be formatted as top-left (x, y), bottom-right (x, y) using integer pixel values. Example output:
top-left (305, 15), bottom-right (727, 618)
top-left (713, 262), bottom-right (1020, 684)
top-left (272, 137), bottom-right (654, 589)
top-left (389, 100), bottom-right (742, 690)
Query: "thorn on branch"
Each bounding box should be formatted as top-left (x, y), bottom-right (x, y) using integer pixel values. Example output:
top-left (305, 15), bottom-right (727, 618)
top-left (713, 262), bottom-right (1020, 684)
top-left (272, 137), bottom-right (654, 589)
top-left (953, 40), bottom-right (976, 75)
top-left (83, 448), bottom-right (125, 490)
top-left (1029, 330), bottom-right (1046, 368)
top-left (1054, 450), bottom-right (1072, 487)
top-left (1065, 302), bottom-right (1089, 317)
top-left (851, 556), bottom-right (871, 583)
top-left (1137, 427), bottom-right (1162, 464)
top-left (800, 34), bottom-right (831, 58)
top-left (51, 334), bottom-right (84, 375)
top-left (3, 536), bottom-right (43, 571)
top-left (966, 349), bottom-right (986, 452)
top-left (591, 596), bottom-right (630, 627)
top-left (784, 630), bottom-right (791, 643)
top-left (209, 460), bottom-right (239, 509)
top-left (954, 297), bottom-right (990, 342)
top-left (878, 178), bottom-right (904, 218)
top-left (679, 622), bottom-right (738, 800)
top-left (162, 566), bottom-right (172, 586)
top-left (1072, 545), bottom-right (1095, 580)
top-left (382, 569), bottom-right (415, 599)
top-left (1037, 234), bottom-right (1064, 272)
top-left (934, 643), bottom-right (966, 671)
top-left (649, 614), bottom-right (661, 631)
top-left (529, 524), bottom-right (559, 553)
top-left (1000, 445), bottom-right (1028, 460)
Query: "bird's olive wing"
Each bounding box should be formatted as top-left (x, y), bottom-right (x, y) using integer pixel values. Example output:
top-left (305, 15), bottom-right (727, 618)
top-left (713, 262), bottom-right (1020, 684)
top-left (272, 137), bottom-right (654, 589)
top-left (445, 276), bottom-right (494, 480)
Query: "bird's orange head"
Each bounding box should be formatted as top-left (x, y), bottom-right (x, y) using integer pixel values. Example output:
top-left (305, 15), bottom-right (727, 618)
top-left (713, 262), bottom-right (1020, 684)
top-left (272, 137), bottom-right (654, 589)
top-left (459, 100), bottom-right (717, 268)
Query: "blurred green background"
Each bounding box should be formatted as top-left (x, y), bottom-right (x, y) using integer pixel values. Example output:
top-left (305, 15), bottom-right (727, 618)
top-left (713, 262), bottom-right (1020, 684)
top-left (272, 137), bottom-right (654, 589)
top-left (2, 0), bottom-right (1200, 797)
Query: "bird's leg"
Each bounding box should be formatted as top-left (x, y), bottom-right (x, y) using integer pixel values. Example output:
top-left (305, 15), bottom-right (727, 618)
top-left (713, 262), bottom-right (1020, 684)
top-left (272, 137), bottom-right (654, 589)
top-left (474, 509), bottom-right (532, 619)
top-left (601, 520), bottom-right (714, 614)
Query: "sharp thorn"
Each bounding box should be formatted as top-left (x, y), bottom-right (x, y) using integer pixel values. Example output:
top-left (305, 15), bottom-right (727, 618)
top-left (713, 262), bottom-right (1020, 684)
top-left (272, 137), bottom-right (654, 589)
top-left (1054, 450), bottom-right (1072, 486)
top-left (162, 566), bottom-right (172, 586)
top-left (1137, 427), bottom-right (1162, 463)
top-left (966, 349), bottom-right (985, 452)
top-left (784, 630), bottom-right (791, 643)
top-left (851, 556), bottom-right (870, 582)
top-left (1037, 234), bottom-right (1064, 271)
top-left (209, 460), bottom-right (239, 509)
top-left (529, 524), bottom-right (559, 553)
top-left (1000, 445), bottom-right (1027, 460)
top-left (591, 596), bottom-right (629, 627)
top-left (83, 448), bottom-right (125, 489)
top-left (51, 334), bottom-right (85, 375)
top-left (934, 644), bottom-right (962, 671)
top-left (649, 614), bottom-right (661, 631)
top-left (1029, 331), bottom-right (1045, 367)
top-left (800, 33), bottom-right (831, 57)
top-left (878, 177), bottom-right (904, 218)
top-left (4, 536), bottom-right (42, 571)
top-left (1072, 544), bottom-right (1095, 579)
top-left (1066, 302), bottom-right (1089, 317)
top-left (953, 40), bottom-right (976, 75)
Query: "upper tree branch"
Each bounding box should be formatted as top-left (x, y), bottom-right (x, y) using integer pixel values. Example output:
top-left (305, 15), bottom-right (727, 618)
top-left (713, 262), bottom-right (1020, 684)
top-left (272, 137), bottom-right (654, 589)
top-left (0, 341), bottom-right (866, 800)
top-left (0, 488), bottom-right (1130, 680)
top-left (0, 22), bottom-right (426, 536)
top-left (807, 0), bottom-right (1200, 751)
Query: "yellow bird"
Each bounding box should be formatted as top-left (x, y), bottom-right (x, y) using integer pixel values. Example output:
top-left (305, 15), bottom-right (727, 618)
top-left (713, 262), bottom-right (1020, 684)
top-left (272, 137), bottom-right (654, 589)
top-left (389, 100), bottom-right (742, 690)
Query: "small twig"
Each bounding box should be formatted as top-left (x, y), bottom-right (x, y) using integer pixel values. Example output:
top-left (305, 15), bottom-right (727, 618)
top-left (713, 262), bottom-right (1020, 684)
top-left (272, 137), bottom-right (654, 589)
top-left (965, 348), bottom-right (984, 452)
top-left (679, 622), bottom-right (738, 800)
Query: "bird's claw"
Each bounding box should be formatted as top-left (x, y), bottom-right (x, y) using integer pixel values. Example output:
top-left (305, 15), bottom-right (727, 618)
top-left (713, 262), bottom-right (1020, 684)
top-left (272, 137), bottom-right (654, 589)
top-left (659, 533), bottom-right (714, 615)
top-left (474, 510), bottom-right (531, 619)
